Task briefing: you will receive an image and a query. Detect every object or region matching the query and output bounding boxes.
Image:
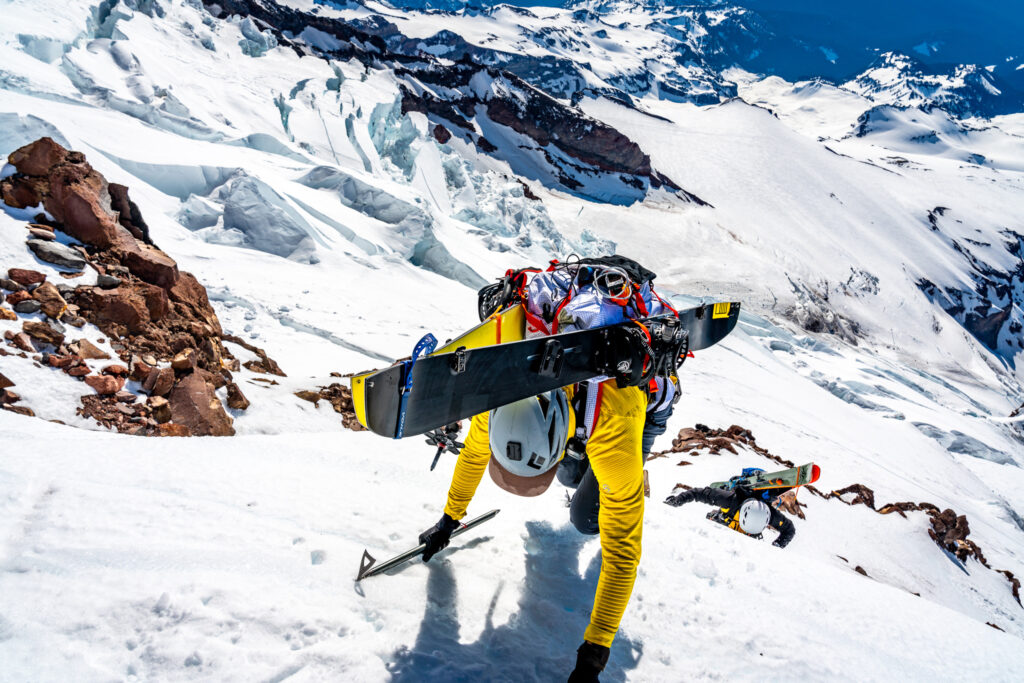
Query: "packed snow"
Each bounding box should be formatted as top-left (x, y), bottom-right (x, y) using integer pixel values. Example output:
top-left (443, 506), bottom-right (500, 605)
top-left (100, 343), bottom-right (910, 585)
top-left (1, 0), bottom-right (1023, 680)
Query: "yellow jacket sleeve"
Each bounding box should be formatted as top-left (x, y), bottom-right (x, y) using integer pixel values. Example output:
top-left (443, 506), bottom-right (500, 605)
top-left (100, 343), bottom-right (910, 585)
top-left (440, 385), bottom-right (641, 648)
top-left (443, 411), bottom-right (492, 520)
top-left (582, 382), bottom-right (646, 648)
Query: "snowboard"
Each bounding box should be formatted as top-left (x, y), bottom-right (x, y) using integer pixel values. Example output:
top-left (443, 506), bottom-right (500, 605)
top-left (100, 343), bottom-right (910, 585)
top-left (351, 301), bottom-right (740, 439)
top-left (710, 462), bottom-right (820, 492)
top-left (435, 304), bottom-right (525, 354)
top-left (350, 305), bottom-right (525, 430)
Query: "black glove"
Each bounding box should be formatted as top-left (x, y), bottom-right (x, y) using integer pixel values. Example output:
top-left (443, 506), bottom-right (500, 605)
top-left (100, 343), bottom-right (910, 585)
top-left (664, 489), bottom-right (694, 507)
top-left (733, 484), bottom-right (754, 499)
top-left (418, 513), bottom-right (461, 562)
top-left (568, 641), bottom-right (609, 683)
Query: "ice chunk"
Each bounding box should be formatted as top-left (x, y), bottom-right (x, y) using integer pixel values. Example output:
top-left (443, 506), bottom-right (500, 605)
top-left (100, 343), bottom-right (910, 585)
top-left (216, 173), bottom-right (319, 260)
top-left (17, 34), bottom-right (67, 64)
top-left (237, 18), bottom-right (278, 58)
top-left (177, 194), bottom-right (223, 231)
top-left (100, 152), bottom-right (237, 200)
top-left (299, 166), bottom-right (423, 225)
top-left (912, 422), bottom-right (1014, 465)
top-left (224, 133), bottom-right (308, 163)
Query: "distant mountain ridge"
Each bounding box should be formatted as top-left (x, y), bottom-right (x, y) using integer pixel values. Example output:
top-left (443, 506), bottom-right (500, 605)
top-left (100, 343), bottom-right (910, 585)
top-left (357, 0), bottom-right (1024, 117)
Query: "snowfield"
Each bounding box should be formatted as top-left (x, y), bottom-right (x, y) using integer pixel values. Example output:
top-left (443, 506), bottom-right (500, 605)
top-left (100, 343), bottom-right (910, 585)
top-left (1, 0), bottom-right (1023, 680)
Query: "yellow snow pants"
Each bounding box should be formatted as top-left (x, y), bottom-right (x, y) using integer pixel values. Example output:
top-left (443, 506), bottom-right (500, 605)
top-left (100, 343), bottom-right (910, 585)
top-left (443, 382), bottom-right (646, 648)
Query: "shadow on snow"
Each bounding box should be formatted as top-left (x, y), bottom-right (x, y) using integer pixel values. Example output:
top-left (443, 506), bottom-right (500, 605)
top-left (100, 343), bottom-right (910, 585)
top-left (387, 520), bottom-right (642, 682)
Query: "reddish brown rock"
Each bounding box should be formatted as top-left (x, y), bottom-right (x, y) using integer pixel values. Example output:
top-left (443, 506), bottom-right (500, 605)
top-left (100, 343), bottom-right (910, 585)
top-left (108, 182), bottom-right (150, 242)
top-left (130, 357), bottom-right (153, 382)
top-left (1, 388), bottom-right (20, 403)
top-left (6, 290), bottom-right (31, 306)
top-left (1, 175), bottom-right (46, 208)
top-left (171, 348), bottom-right (197, 372)
top-left (45, 161), bottom-right (123, 248)
top-left (142, 367), bottom-right (175, 397)
top-left (2, 405), bottom-right (35, 417)
top-left (148, 396), bottom-right (172, 423)
top-left (0, 307), bottom-right (16, 321)
top-left (84, 374), bottom-right (124, 395)
top-left (226, 382), bottom-right (250, 410)
top-left (155, 423), bottom-right (191, 437)
top-left (32, 282), bottom-right (67, 319)
top-left (67, 365), bottom-right (91, 377)
top-left (135, 281), bottom-right (169, 321)
top-left (7, 332), bottom-right (34, 352)
top-left (28, 228), bottom-right (56, 241)
top-left (101, 364), bottom-right (129, 376)
top-left (9, 136), bottom-right (66, 176)
top-left (120, 243), bottom-right (178, 289)
top-left (831, 484), bottom-right (877, 510)
top-left (0, 372), bottom-right (13, 389)
top-left (8, 268), bottom-right (45, 286)
top-left (77, 286), bottom-right (150, 334)
top-left (73, 339), bottom-right (110, 360)
top-left (47, 354), bottom-right (78, 369)
top-left (22, 320), bottom-right (64, 347)
top-left (167, 372), bottom-right (234, 436)
top-left (432, 123), bottom-right (452, 144)
top-left (296, 383), bottom-right (364, 431)
top-left (224, 334), bottom-right (285, 376)
top-left (169, 272), bottom-right (221, 334)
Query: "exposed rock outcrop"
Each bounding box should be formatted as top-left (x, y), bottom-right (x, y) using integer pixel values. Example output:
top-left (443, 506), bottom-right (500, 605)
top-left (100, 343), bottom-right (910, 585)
top-left (294, 382), bottom-right (364, 432)
top-left (168, 371), bottom-right (234, 437)
top-left (1, 138), bottom-right (285, 436)
top-left (821, 481), bottom-right (1020, 606)
top-left (652, 423), bottom-right (795, 469)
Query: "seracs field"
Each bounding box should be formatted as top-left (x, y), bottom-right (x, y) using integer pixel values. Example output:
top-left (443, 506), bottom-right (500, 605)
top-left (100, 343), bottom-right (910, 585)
top-left (1, 0), bottom-right (1023, 680)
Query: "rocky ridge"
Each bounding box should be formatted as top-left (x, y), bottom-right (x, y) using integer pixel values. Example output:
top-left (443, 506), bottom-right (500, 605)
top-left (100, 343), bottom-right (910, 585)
top-left (0, 138), bottom-right (285, 436)
top-left (201, 0), bottom-right (698, 204)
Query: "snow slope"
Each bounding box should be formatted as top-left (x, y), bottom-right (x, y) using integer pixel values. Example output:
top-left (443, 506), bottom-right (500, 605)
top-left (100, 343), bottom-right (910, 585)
top-left (1, 0), bottom-right (1023, 680)
top-left (2, 316), bottom-right (1024, 681)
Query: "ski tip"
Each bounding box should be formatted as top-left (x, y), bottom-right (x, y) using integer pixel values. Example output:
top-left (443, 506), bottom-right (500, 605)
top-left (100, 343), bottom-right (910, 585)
top-left (810, 463), bottom-right (821, 483)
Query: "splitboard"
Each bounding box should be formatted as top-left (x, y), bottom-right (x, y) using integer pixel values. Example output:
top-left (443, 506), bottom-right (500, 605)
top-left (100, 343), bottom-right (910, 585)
top-left (710, 462), bottom-right (820, 492)
top-left (351, 305), bottom-right (524, 429)
top-left (353, 301), bottom-right (740, 439)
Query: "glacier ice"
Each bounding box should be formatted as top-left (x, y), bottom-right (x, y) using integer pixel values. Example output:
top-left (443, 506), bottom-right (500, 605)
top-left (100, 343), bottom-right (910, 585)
top-left (217, 172), bottom-right (319, 261)
top-left (237, 17), bottom-right (278, 58)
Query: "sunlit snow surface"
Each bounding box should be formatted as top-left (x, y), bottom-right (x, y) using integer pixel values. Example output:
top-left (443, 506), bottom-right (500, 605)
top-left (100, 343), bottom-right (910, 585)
top-left (1, 0), bottom-right (1024, 680)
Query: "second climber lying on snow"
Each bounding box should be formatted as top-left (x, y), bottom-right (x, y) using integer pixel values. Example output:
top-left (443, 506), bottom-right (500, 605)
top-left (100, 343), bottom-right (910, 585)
top-left (664, 482), bottom-right (796, 548)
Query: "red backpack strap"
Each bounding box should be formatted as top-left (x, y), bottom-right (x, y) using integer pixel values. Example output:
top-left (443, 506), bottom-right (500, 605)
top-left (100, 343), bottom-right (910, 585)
top-left (631, 285), bottom-right (649, 318)
top-left (652, 288), bottom-right (678, 316)
top-left (524, 308), bottom-right (550, 336)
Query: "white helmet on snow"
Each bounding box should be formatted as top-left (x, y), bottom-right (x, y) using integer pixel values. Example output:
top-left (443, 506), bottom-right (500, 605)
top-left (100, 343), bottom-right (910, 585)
top-left (738, 498), bottom-right (771, 535)
top-left (488, 390), bottom-right (570, 497)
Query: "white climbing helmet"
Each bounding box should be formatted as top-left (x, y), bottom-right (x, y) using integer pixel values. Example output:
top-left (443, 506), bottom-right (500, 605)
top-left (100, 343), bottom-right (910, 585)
top-left (488, 390), bottom-right (570, 497)
top-left (738, 498), bottom-right (771, 535)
